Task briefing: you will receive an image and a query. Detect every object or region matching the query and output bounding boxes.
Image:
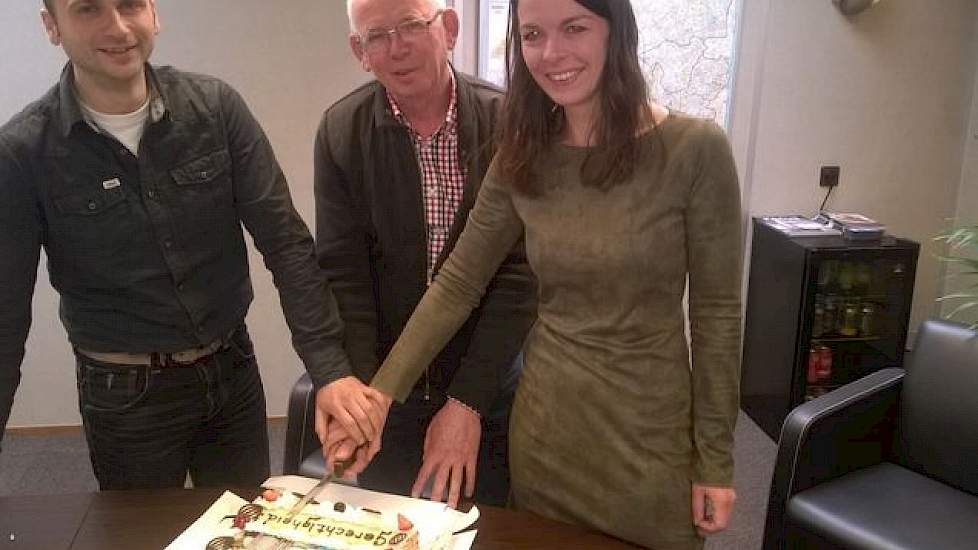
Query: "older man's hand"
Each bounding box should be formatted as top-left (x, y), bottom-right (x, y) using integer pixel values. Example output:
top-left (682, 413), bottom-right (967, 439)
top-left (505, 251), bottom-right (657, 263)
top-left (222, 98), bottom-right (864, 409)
top-left (411, 398), bottom-right (481, 509)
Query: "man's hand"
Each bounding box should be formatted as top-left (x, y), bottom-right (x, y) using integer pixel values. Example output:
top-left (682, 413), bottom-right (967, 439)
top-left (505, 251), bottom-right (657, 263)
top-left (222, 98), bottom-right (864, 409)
top-left (323, 419), bottom-right (369, 479)
top-left (314, 376), bottom-right (387, 447)
top-left (691, 484), bottom-right (736, 537)
top-left (322, 391), bottom-right (393, 476)
top-left (411, 398), bottom-right (481, 509)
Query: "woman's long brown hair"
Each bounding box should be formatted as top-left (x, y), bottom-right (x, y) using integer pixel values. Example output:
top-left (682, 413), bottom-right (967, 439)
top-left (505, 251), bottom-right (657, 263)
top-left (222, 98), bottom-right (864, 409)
top-left (496, 0), bottom-right (655, 195)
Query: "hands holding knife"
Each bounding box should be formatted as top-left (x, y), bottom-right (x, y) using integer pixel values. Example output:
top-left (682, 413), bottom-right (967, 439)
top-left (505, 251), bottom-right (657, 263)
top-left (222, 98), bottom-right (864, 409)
top-left (314, 376), bottom-right (389, 448)
top-left (317, 384), bottom-right (480, 510)
top-left (315, 378), bottom-right (393, 477)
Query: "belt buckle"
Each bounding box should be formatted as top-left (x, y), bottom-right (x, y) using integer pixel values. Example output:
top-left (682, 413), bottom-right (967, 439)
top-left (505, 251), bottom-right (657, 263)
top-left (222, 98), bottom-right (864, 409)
top-left (151, 337), bottom-right (225, 368)
top-left (150, 351), bottom-right (193, 368)
top-left (151, 351), bottom-right (183, 368)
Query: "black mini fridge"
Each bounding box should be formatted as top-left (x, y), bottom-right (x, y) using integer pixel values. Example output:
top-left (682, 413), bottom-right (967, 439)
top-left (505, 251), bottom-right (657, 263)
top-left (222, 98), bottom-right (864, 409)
top-left (740, 217), bottom-right (920, 440)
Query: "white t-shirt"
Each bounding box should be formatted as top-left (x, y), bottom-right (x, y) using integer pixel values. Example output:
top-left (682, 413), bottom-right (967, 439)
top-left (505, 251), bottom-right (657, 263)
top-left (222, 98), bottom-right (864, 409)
top-left (80, 97), bottom-right (151, 156)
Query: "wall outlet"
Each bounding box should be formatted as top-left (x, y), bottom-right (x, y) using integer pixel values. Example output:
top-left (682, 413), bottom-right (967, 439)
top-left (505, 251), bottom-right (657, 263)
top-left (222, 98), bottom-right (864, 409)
top-left (820, 165), bottom-right (840, 188)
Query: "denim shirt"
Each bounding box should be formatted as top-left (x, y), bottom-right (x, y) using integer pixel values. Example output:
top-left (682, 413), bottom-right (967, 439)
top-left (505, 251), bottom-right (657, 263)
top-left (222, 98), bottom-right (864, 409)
top-left (0, 64), bottom-right (352, 435)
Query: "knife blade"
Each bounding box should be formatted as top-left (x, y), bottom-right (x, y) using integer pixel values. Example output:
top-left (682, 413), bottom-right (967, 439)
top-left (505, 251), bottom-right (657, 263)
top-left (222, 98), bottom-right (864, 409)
top-left (283, 463), bottom-right (345, 519)
top-left (245, 460), bottom-right (352, 550)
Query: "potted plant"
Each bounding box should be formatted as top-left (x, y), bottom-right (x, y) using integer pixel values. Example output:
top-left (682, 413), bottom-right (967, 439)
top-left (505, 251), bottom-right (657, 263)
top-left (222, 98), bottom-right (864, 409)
top-left (934, 223), bottom-right (978, 329)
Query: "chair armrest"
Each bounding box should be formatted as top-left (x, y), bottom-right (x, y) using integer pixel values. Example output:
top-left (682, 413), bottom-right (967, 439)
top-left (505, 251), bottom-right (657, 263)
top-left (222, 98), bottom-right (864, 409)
top-left (283, 373), bottom-right (320, 475)
top-left (763, 367), bottom-right (904, 550)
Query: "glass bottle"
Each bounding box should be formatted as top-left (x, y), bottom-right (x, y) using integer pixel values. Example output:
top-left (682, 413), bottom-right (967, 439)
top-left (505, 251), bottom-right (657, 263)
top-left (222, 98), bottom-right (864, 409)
top-left (837, 261), bottom-right (854, 294)
top-left (812, 301), bottom-right (825, 338)
top-left (855, 262), bottom-right (873, 295)
top-left (840, 302), bottom-right (859, 337)
top-left (818, 260), bottom-right (837, 293)
top-left (823, 297), bottom-right (838, 336)
top-left (860, 303), bottom-right (875, 337)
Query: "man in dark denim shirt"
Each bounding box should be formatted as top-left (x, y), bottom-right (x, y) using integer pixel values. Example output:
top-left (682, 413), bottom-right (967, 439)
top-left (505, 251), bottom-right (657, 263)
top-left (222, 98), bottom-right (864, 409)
top-left (0, 0), bottom-right (385, 489)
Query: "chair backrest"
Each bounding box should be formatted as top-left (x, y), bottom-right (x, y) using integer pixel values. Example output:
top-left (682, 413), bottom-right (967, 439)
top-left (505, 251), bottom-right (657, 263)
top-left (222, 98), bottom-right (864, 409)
top-left (899, 319), bottom-right (978, 495)
top-left (283, 373), bottom-right (320, 475)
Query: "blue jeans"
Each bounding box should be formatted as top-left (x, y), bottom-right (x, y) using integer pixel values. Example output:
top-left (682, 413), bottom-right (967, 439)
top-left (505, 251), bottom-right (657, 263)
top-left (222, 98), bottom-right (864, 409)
top-left (75, 326), bottom-right (269, 490)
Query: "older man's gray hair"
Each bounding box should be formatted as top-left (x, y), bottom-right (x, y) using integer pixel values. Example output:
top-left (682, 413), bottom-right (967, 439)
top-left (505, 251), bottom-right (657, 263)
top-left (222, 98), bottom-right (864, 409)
top-left (347, 0), bottom-right (448, 32)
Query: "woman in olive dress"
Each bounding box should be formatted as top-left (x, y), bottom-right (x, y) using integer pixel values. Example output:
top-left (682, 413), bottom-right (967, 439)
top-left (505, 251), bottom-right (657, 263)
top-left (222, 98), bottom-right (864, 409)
top-left (336, 0), bottom-right (743, 547)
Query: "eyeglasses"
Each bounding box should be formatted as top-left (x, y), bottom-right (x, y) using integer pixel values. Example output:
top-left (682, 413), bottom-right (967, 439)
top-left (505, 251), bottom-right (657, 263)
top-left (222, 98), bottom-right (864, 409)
top-left (356, 10), bottom-right (444, 54)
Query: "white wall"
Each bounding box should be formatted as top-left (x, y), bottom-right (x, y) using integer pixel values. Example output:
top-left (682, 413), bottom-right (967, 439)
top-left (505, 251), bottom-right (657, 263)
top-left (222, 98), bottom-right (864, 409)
top-left (1, 0), bottom-right (370, 427)
top-left (4, 0), bottom-right (977, 427)
top-left (731, 0), bottom-right (978, 338)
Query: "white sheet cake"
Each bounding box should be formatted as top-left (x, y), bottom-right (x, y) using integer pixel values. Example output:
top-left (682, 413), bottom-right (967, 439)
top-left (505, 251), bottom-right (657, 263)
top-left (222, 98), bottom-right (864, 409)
top-left (209, 486), bottom-right (426, 549)
top-left (194, 477), bottom-right (473, 550)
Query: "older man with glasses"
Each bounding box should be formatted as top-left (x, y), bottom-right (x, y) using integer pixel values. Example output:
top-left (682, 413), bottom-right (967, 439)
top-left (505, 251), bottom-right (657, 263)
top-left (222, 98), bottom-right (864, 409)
top-left (314, 0), bottom-right (536, 508)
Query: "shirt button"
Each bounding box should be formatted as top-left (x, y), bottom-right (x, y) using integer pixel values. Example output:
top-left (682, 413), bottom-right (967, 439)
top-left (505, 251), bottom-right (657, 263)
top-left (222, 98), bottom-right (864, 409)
top-left (146, 189), bottom-right (156, 199)
top-left (163, 239), bottom-right (173, 249)
top-left (200, 171), bottom-right (209, 179)
top-left (87, 200), bottom-right (97, 210)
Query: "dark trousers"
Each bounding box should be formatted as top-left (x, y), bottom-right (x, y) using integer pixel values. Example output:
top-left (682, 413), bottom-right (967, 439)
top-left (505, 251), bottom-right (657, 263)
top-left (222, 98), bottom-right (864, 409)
top-left (75, 326), bottom-right (269, 490)
top-left (358, 383), bottom-right (514, 506)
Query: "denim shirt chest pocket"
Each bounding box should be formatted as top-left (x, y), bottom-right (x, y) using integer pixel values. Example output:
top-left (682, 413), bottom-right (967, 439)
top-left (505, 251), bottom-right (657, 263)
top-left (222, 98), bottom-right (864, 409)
top-left (168, 148), bottom-right (234, 235)
top-left (170, 148), bottom-right (231, 191)
top-left (51, 182), bottom-right (132, 260)
top-left (55, 184), bottom-right (126, 214)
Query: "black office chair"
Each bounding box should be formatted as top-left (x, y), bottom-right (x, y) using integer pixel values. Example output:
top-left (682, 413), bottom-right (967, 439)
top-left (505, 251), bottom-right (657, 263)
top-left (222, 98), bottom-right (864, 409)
top-left (764, 318), bottom-right (978, 549)
top-left (283, 373), bottom-right (329, 478)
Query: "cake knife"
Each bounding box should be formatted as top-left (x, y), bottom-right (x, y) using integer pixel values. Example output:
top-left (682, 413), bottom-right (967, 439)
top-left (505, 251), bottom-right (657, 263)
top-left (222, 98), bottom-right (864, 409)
top-left (246, 459), bottom-right (352, 550)
top-left (284, 459), bottom-right (350, 519)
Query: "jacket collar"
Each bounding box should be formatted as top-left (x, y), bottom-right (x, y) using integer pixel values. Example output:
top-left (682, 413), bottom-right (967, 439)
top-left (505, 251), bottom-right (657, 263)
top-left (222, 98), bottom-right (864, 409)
top-left (57, 62), bottom-right (167, 138)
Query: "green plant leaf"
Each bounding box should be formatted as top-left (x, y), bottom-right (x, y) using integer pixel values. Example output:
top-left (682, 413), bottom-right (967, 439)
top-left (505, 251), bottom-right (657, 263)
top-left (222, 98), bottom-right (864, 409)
top-left (946, 301), bottom-right (978, 319)
top-left (936, 292), bottom-right (978, 302)
top-left (935, 223), bottom-right (978, 328)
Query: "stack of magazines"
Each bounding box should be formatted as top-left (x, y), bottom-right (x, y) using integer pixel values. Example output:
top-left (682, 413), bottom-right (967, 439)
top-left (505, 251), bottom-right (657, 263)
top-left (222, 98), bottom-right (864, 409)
top-left (814, 212), bottom-right (886, 241)
top-left (760, 216), bottom-right (841, 237)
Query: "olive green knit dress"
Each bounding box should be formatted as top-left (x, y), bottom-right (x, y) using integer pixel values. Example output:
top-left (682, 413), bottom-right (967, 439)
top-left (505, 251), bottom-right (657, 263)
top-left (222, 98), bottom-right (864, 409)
top-left (373, 113), bottom-right (743, 549)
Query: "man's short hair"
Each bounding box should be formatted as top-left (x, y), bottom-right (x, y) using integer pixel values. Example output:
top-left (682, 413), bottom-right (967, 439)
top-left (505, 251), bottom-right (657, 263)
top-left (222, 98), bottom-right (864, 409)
top-left (346, 0), bottom-right (447, 32)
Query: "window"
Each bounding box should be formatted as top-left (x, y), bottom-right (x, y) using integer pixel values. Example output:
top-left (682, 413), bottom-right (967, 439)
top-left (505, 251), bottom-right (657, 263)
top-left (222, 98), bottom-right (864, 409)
top-left (476, 0), bottom-right (742, 128)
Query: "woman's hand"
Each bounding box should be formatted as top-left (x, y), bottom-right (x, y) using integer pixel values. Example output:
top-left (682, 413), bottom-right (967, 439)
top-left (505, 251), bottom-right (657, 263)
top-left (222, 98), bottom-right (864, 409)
top-left (691, 484), bottom-right (736, 536)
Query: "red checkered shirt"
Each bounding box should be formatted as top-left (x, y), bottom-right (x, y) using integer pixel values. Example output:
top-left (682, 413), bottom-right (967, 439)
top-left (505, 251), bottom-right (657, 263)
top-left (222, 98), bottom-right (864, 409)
top-left (387, 73), bottom-right (466, 284)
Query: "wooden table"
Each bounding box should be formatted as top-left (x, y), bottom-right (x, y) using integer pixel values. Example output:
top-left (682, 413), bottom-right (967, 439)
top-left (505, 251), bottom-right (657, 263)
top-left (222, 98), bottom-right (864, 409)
top-left (0, 488), bottom-right (639, 549)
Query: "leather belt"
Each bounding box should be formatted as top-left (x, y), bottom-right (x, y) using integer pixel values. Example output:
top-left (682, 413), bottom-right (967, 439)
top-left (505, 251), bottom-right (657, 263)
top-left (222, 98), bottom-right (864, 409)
top-left (77, 337), bottom-right (226, 367)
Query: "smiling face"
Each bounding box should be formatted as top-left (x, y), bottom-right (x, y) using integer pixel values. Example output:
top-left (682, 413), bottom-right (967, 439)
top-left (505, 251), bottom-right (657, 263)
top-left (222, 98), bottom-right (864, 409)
top-left (347, 0), bottom-right (457, 106)
top-left (516, 0), bottom-right (610, 127)
top-left (41, 0), bottom-right (159, 100)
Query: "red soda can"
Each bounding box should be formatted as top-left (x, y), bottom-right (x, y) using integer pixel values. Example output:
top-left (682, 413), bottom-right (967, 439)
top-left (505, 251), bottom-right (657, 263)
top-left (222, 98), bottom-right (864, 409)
top-left (807, 347), bottom-right (821, 384)
top-left (816, 345), bottom-right (833, 382)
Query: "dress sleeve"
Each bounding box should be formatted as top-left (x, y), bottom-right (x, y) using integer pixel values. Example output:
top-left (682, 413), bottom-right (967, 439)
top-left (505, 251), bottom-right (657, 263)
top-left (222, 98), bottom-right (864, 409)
top-left (371, 159), bottom-right (526, 402)
top-left (685, 121), bottom-right (744, 486)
